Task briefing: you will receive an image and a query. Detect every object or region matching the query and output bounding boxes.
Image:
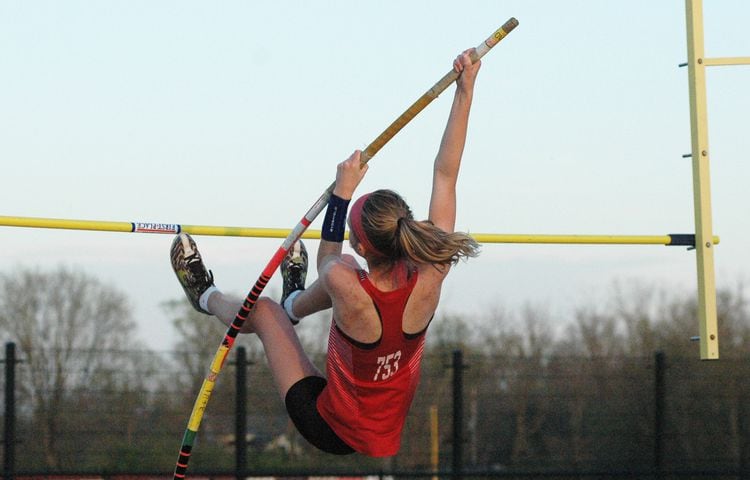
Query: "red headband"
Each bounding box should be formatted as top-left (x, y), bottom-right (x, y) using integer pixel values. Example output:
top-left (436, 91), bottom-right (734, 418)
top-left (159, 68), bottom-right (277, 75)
top-left (349, 193), bottom-right (386, 258)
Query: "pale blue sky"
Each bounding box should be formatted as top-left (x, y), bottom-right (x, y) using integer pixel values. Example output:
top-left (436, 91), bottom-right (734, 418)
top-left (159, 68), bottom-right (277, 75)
top-left (1, 1), bottom-right (748, 351)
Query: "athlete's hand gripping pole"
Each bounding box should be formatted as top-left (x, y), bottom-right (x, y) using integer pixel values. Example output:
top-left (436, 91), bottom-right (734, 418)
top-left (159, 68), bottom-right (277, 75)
top-left (172, 17), bottom-right (518, 479)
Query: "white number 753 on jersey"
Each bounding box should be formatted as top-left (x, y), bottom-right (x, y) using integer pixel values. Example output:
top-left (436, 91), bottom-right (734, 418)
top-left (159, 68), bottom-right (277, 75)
top-left (373, 350), bottom-right (402, 381)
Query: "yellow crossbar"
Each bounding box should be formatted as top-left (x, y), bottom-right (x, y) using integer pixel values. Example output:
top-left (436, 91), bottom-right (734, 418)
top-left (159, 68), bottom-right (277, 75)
top-left (472, 233), bottom-right (719, 245)
top-left (0, 215), bottom-right (719, 246)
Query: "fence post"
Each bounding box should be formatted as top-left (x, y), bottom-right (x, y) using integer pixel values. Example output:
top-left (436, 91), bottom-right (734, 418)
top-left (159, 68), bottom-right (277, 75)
top-left (452, 350), bottom-right (464, 480)
top-left (654, 351), bottom-right (665, 479)
top-left (739, 392), bottom-right (747, 480)
top-left (235, 346), bottom-right (247, 480)
top-left (3, 342), bottom-right (16, 480)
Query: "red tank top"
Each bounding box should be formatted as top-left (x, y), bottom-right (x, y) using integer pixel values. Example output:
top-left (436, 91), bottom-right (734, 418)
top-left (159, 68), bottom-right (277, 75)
top-left (317, 265), bottom-right (426, 457)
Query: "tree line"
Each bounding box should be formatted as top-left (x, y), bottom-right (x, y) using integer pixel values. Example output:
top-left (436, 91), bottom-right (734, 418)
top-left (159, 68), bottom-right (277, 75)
top-left (0, 266), bottom-right (748, 475)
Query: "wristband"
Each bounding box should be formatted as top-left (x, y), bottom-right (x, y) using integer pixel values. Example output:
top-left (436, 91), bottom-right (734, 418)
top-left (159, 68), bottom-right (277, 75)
top-left (321, 193), bottom-right (351, 242)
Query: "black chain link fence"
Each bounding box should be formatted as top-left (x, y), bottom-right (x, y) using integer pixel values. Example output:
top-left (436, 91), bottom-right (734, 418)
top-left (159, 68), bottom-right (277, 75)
top-left (1, 344), bottom-right (749, 479)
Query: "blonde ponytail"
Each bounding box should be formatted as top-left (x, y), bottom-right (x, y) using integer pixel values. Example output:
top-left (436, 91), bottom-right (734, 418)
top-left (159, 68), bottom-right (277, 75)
top-left (357, 189), bottom-right (480, 266)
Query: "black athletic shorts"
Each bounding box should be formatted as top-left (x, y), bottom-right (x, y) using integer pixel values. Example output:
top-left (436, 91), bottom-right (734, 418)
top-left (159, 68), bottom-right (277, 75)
top-left (285, 376), bottom-right (355, 455)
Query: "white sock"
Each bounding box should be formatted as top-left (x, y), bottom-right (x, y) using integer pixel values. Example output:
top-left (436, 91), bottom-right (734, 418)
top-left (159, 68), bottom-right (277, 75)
top-left (199, 286), bottom-right (220, 314)
top-left (283, 290), bottom-right (303, 324)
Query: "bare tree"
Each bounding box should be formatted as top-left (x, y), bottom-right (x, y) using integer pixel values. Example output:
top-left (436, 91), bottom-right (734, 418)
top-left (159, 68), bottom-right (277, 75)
top-left (162, 299), bottom-right (231, 393)
top-left (0, 266), bottom-right (145, 469)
